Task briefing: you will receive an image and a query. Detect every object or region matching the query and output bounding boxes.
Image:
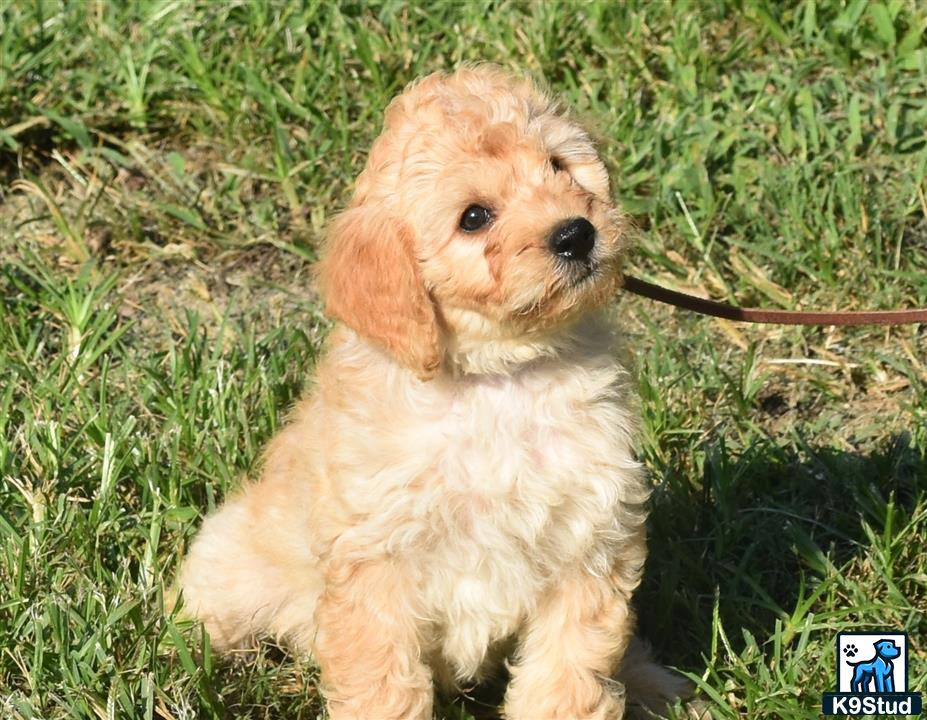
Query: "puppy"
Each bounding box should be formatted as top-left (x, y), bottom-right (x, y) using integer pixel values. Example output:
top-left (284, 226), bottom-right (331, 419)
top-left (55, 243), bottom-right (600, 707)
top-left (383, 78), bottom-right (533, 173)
top-left (180, 65), bottom-right (687, 719)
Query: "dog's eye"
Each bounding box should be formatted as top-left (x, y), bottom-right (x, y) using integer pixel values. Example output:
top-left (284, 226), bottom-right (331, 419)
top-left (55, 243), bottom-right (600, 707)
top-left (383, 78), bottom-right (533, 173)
top-left (459, 205), bottom-right (493, 232)
top-left (551, 157), bottom-right (564, 172)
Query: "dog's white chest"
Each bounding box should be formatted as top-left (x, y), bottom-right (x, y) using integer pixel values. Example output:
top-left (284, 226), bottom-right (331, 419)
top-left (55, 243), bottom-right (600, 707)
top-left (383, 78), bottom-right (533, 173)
top-left (412, 364), bottom-right (642, 677)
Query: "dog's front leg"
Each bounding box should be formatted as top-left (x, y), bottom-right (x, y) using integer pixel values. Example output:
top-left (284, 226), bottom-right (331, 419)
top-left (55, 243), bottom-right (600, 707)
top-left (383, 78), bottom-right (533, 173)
top-left (504, 570), bottom-right (635, 720)
top-left (313, 559), bottom-right (433, 720)
top-left (878, 665), bottom-right (893, 693)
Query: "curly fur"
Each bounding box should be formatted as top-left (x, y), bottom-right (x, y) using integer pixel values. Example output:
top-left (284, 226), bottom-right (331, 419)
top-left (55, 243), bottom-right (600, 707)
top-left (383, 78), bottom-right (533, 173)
top-left (179, 65), bottom-right (690, 719)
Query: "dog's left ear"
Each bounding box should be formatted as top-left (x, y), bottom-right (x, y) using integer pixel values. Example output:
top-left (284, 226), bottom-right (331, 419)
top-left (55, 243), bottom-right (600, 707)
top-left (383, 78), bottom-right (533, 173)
top-left (317, 203), bottom-right (443, 379)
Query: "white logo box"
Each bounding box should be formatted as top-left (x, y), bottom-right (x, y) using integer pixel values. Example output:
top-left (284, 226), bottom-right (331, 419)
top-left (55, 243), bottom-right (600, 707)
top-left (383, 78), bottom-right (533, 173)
top-left (837, 632), bottom-right (909, 693)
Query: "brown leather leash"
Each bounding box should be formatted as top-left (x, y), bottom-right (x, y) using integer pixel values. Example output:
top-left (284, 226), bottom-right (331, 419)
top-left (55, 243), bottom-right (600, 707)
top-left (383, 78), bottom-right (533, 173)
top-left (623, 275), bottom-right (927, 326)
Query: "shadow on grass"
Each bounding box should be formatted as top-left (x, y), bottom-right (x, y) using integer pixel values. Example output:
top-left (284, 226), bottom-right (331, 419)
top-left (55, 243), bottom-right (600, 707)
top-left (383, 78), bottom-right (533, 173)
top-left (638, 431), bottom-right (926, 671)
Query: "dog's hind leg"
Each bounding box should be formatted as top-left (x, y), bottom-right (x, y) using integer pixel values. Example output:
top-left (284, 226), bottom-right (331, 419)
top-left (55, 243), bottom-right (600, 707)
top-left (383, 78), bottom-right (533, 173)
top-left (852, 666), bottom-right (873, 694)
top-left (618, 637), bottom-right (696, 718)
top-left (178, 479), bottom-right (323, 650)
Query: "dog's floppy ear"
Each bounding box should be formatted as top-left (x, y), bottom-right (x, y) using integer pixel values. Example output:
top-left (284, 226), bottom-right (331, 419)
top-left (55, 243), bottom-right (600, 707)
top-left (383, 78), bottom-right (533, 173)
top-left (317, 203), bottom-right (442, 379)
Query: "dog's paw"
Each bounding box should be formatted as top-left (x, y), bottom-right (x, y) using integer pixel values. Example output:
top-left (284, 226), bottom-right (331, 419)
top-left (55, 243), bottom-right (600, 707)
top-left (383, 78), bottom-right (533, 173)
top-left (844, 643), bottom-right (858, 658)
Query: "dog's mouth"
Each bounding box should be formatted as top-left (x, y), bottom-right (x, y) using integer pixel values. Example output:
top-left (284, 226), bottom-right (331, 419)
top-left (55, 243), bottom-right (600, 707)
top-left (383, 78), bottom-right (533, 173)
top-left (559, 254), bottom-right (617, 291)
top-left (570, 261), bottom-right (597, 287)
top-left (552, 256), bottom-right (598, 288)
top-left (509, 245), bottom-right (622, 321)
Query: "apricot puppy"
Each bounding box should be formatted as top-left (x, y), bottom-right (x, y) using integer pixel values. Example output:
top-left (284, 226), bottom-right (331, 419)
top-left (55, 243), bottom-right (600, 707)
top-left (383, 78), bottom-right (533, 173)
top-left (180, 65), bottom-right (686, 719)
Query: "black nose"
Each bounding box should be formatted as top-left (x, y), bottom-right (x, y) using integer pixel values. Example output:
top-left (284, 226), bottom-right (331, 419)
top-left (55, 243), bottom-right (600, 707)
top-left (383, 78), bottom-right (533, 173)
top-left (548, 217), bottom-right (595, 261)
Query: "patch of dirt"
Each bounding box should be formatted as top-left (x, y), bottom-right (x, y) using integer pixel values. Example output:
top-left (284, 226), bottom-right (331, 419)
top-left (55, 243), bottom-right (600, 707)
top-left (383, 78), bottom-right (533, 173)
top-left (116, 244), bottom-right (323, 346)
top-left (1, 139), bottom-right (330, 349)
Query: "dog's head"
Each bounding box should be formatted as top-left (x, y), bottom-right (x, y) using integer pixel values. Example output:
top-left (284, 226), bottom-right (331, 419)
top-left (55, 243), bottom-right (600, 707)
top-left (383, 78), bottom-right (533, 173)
top-left (318, 65), bottom-right (627, 378)
top-left (874, 640), bottom-right (901, 659)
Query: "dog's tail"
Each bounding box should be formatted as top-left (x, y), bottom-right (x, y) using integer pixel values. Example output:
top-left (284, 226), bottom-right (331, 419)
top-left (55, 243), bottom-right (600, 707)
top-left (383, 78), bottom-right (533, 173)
top-left (617, 637), bottom-right (705, 719)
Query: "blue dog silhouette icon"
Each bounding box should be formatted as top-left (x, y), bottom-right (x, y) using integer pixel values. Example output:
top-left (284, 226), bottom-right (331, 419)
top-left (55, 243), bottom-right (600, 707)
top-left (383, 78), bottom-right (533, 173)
top-left (848, 639), bottom-right (901, 693)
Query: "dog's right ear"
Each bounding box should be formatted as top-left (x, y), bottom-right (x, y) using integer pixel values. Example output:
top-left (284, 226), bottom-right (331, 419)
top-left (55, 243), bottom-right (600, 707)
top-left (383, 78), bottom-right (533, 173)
top-left (316, 203), bottom-right (442, 379)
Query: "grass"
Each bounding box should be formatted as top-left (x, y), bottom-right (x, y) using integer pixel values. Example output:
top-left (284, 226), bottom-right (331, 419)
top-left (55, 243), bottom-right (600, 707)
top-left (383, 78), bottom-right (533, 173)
top-left (1, 0), bottom-right (925, 717)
